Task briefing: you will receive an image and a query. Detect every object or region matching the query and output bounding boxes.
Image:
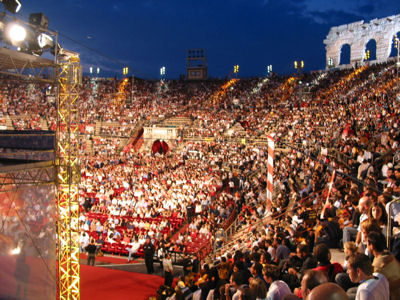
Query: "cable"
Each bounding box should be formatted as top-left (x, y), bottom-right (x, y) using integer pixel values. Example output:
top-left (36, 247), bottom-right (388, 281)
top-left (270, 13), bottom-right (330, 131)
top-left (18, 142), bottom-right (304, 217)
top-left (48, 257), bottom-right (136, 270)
top-left (56, 32), bottom-right (160, 79)
top-left (14, 11), bottom-right (157, 79)
top-left (58, 31), bottom-right (158, 80)
top-left (57, 32), bottom-right (126, 67)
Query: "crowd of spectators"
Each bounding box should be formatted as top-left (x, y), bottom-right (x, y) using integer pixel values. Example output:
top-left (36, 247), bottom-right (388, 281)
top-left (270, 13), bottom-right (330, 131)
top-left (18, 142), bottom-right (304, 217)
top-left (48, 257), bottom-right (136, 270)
top-left (161, 63), bottom-right (400, 299)
top-left (168, 63), bottom-right (400, 299)
top-left (1, 58), bottom-right (400, 299)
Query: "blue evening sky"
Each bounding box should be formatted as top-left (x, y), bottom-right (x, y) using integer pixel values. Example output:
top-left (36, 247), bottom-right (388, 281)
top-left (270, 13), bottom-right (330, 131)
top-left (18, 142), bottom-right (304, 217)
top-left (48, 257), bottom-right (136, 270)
top-left (16, 0), bottom-right (400, 79)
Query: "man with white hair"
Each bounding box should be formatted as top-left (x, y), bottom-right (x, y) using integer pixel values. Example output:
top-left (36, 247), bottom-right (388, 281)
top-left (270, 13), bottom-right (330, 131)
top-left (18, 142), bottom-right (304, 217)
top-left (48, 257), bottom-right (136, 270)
top-left (343, 196), bottom-right (371, 245)
top-left (355, 197), bottom-right (372, 247)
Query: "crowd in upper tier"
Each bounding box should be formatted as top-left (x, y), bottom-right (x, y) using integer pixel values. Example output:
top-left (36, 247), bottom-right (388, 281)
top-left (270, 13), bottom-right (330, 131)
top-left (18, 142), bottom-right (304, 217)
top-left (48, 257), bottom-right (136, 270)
top-left (1, 59), bottom-right (400, 299)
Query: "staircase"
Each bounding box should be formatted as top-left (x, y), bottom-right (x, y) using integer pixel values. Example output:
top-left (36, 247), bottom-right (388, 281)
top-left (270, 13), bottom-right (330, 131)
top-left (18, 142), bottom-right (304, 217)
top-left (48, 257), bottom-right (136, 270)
top-left (85, 139), bottom-right (93, 154)
top-left (95, 121), bottom-right (101, 135)
top-left (5, 115), bottom-right (13, 129)
top-left (40, 117), bottom-right (49, 130)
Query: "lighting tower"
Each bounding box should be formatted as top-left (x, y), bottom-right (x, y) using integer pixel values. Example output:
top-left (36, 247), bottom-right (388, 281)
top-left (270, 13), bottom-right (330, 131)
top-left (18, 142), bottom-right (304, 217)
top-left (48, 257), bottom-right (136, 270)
top-left (294, 60), bottom-right (304, 74)
top-left (364, 50), bottom-right (370, 61)
top-left (0, 7), bottom-right (83, 299)
top-left (233, 64), bottom-right (239, 77)
top-left (267, 65), bottom-right (272, 76)
top-left (160, 66), bottom-right (166, 77)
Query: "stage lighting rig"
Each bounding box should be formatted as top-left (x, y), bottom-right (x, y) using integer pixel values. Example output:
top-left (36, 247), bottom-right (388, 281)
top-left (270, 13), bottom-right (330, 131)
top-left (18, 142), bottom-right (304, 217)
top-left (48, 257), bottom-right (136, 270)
top-left (29, 13), bottom-right (48, 31)
top-left (0, 11), bottom-right (58, 56)
top-left (1, 0), bottom-right (21, 14)
top-left (3, 22), bottom-right (43, 55)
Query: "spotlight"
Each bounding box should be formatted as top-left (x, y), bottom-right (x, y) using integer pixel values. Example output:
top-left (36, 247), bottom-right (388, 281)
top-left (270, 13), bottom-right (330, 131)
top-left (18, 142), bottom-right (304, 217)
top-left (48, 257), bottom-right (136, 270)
top-left (1, 0), bottom-right (22, 14)
top-left (5, 22), bottom-right (26, 45)
top-left (37, 33), bottom-right (54, 49)
top-left (25, 37), bottom-right (43, 56)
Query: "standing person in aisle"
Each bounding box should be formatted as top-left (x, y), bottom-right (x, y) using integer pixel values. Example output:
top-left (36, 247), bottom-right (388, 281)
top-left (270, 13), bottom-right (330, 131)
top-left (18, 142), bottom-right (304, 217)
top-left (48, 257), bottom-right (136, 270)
top-left (163, 253), bottom-right (174, 287)
top-left (143, 237), bottom-right (155, 274)
top-left (86, 239), bottom-right (97, 266)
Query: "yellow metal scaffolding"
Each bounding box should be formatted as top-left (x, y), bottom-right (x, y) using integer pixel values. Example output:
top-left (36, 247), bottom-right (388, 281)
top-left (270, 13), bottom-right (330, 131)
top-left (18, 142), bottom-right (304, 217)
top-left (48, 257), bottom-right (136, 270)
top-left (56, 53), bottom-right (81, 300)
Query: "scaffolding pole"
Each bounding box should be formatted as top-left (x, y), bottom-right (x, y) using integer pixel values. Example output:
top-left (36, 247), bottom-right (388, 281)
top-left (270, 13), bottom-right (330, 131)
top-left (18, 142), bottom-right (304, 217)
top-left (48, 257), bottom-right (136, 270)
top-left (56, 53), bottom-right (81, 300)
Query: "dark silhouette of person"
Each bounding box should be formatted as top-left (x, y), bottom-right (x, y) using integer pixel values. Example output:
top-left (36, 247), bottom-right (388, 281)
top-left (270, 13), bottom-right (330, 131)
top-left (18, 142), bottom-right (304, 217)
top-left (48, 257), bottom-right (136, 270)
top-left (86, 239), bottom-right (97, 266)
top-left (143, 237), bottom-right (155, 274)
top-left (14, 242), bottom-right (30, 299)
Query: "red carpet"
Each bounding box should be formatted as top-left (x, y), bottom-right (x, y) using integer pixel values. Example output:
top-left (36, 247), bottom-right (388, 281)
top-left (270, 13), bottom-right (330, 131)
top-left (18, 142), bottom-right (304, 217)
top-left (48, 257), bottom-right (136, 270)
top-left (0, 255), bottom-right (160, 299)
top-left (81, 264), bottom-right (164, 300)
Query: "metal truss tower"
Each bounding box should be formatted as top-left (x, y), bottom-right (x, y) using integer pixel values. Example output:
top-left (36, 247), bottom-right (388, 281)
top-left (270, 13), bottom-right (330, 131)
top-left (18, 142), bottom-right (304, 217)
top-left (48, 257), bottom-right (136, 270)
top-left (56, 53), bottom-right (81, 300)
top-left (0, 11), bottom-right (82, 297)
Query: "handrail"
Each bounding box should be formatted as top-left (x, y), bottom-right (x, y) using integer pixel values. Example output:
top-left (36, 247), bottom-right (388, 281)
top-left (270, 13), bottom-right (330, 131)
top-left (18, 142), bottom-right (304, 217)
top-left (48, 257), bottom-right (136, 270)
top-left (214, 182), bottom-right (330, 257)
top-left (387, 196), bottom-right (400, 250)
top-left (328, 148), bottom-right (351, 168)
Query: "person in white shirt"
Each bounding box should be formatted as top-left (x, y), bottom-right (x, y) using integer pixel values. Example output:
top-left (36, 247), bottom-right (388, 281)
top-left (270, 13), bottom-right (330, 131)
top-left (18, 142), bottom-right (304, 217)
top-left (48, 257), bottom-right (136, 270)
top-left (162, 253), bottom-right (173, 286)
top-left (347, 253), bottom-right (389, 300)
top-left (263, 265), bottom-right (291, 300)
top-left (126, 236), bottom-right (141, 262)
top-left (79, 231), bottom-right (90, 252)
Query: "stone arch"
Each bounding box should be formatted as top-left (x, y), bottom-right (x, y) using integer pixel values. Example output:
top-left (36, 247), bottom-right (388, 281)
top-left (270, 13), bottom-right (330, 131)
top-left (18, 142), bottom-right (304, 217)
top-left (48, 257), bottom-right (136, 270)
top-left (364, 39), bottom-right (377, 61)
top-left (324, 14), bottom-right (400, 68)
top-left (339, 44), bottom-right (351, 65)
top-left (390, 31), bottom-right (400, 57)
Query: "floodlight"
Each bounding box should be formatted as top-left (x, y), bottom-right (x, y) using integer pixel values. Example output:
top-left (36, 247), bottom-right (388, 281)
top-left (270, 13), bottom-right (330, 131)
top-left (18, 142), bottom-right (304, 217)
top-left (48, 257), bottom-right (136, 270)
top-left (25, 39), bottom-right (43, 56)
top-left (1, 0), bottom-right (22, 14)
top-left (37, 33), bottom-right (54, 49)
top-left (5, 22), bottom-right (26, 45)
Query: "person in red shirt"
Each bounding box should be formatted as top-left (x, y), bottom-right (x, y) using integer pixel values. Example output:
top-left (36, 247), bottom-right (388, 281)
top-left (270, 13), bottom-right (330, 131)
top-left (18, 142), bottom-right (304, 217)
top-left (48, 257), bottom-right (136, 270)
top-left (313, 244), bottom-right (344, 281)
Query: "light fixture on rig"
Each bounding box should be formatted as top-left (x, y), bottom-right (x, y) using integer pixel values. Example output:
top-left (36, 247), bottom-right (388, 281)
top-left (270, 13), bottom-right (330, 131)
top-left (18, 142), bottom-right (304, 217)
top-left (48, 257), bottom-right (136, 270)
top-left (1, 0), bottom-right (22, 14)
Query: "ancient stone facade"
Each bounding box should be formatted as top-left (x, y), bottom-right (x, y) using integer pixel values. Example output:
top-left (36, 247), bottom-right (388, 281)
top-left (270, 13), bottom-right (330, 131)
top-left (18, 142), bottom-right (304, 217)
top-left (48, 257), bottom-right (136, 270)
top-left (324, 14), bottom-right (400, 68)
top-left (143, 126), bottom-right (178, 141)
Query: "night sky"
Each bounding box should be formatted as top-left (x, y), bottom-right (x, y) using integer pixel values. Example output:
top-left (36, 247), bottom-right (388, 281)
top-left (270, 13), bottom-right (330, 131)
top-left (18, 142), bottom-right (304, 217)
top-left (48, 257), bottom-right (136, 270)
top-left (16, 1), bottom-right (400, 79)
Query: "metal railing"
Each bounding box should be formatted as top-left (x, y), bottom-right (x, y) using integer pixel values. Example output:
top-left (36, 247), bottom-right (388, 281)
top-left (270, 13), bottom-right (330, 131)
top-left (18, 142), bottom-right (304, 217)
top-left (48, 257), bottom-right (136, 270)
top-left (387, 196), bottom-right (400, 250)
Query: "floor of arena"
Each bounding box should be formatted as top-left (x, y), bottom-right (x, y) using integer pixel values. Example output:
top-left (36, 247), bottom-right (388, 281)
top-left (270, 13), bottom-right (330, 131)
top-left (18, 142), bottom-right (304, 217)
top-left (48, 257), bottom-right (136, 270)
top-left (80, 255), bottom-right (183, 300)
